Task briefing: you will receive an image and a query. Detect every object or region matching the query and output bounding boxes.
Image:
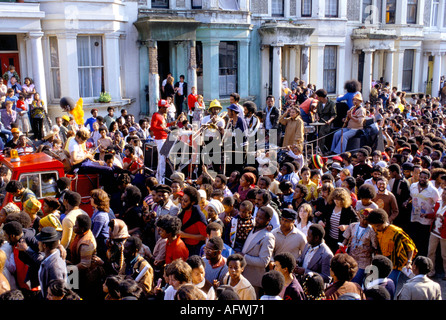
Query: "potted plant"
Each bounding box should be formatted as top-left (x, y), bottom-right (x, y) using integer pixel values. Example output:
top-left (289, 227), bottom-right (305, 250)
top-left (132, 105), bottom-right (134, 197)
top-left (98, 92), bottom-right (112, 103)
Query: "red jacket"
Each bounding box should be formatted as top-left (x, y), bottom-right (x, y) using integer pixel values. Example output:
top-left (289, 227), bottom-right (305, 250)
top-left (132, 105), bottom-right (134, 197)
top-left (187, 94), bottom-right (197, 111)
top-left (150, 112), bottom-right (173, 140)
top-left (426, 201), bottom-right (446, 239)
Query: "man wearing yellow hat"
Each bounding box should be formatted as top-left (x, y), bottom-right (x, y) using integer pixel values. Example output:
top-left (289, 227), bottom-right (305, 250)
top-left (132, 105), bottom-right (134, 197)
top-left (330, 92), bottom-right (366, 154)
top-left (201, 99), bottom-right (225, 172)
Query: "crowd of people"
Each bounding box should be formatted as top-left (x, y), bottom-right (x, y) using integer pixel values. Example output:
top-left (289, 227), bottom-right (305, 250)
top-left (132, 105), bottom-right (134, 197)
top-left (0, 68), bottom-right (446, 301)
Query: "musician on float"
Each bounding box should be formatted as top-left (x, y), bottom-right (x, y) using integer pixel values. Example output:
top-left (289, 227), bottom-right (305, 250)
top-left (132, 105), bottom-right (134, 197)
top-left (201, 99), bottom-right (225, 140)
top-left (201, 99), bottom-right (225, 172)
top-left (330, 93), bottom-right (366, 155)
top-left (223, 104), bottom-right (248, 175)
top-left (315, 89), bottom-right (337, 155)
top-left (150, 99), bottom-right (179, 183)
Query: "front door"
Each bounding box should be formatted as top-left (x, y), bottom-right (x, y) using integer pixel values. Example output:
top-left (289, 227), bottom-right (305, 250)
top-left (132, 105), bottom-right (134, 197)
top-left (0, 52), bottom-right (21, 84)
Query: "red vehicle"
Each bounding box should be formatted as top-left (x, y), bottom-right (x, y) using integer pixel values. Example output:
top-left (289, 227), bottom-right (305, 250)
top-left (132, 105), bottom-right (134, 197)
top-left (0, 152), bottom-right (99, 216)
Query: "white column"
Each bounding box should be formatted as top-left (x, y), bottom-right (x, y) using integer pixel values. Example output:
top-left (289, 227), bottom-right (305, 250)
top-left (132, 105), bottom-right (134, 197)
top-left (147, 40), bottom-right (160, 115)
top-left (362, 49), bottom-right (374, 101)
top-left (310, 44), bottom-right (324, 89)
top-left (373, 50), bottom-right (380, 82)
top-left (351, 50), bottom-right (359, 80)
top-left (201, 39), bottom-right (220, 100)
top-left (57, 33), bottom-right (79, 100)
top-left (432, 52), bottom-right (443, 97)
top-left (104, 33), bottom-right (121, 100)
top-left (187, 40), bottom-right (197, 96)
top-left (260, 45), bottom-right (270, 107)
top-left (272, 45), bottom-right (283, 108)
top-left (412, 48), bottom-right (422, 93)
top-left (337, 45), bottom-right (346, 95)
top-left (300, 46), bottom-right (310, 85)
top-left (396, 0), bottom-right (408, 24)
top-left (28, 32), bottom-right (48, 108)
top-left (238, 39), bottom-right (250, 98)
top-left (284, 0), bottom-right (290, 18)
top-left (421, 52), bottom-right (430, 94)
top-left (288, 46), bottom-right (297, 85)
top-left (385, 49), bottom-right (395, 87)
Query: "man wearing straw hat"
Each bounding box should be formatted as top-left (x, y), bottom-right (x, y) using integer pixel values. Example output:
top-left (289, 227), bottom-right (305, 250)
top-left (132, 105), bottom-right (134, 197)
top-left (330, 93), bottom-right (366, 155)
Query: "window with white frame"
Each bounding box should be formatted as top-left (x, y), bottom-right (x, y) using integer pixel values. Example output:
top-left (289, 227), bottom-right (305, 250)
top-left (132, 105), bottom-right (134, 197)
top-left (402, 49), bottom-right (414, 91)
top-left (325, 0), bottom-right (338, 17)
top-left (77, 35), bottom-right (104, 98)
top-left (272, 0), bottom-right (284, 16)
top-left (49, 36), bottom-right (60, 100)
top-left (386, 0), bottom-right (396, 24)
top-left (301, 0), bottom-right (312, 17)
top-left (431, 0), bottom-right (439, 27)
top-left (323, 46), bottom-right (337, 94)
top-left (407, 0), bottom-right (418, 24)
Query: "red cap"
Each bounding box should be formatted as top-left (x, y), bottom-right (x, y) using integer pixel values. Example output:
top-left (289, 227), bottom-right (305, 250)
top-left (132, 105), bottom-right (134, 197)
top-left (158, 99), bottom-right (168, 108)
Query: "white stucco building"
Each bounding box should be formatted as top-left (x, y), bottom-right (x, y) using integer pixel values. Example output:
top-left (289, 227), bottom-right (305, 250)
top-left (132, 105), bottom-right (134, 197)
top-left (0, 0), bottom-right (445, 120)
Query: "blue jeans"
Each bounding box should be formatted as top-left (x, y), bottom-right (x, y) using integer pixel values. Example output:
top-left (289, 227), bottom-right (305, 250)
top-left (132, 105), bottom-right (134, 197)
top-left (1, 128), bottom-right (12, 142)
top-left (388, 269), bottom-right (402, 288)
top-left (331, 128), bottom-right (359, 154)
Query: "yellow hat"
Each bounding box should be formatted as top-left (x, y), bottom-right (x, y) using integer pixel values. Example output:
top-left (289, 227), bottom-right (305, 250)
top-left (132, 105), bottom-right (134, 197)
top-left (208, 99), bottom-right (222, 110)
top-left (62, 115), bottom-right (70, 122)
top-left (11, 128), bottom-right (20, 133)
top-left (39, 214), bottom-right (63, 232)
top-left (353, 93), bottom-right (363, 102)
top-left (23, 197), bottom-right (42, 215)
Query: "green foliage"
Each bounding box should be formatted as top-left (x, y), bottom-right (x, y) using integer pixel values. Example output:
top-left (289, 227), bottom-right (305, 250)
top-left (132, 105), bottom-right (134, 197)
top-left (98, 92), bottom-right (112, 103)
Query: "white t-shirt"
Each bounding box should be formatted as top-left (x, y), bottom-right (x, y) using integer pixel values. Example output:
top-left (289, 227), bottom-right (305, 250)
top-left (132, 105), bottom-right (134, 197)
top-left (68, 138), bottom-right (86, 161)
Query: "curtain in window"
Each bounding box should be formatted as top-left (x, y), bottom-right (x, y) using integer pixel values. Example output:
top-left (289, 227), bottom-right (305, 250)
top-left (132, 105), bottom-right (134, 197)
top-left (407, 0), bottom-right (417, 24)
top-left (431, 0), bottom-right (439, 27)
top-left (302, 0), bottom-right (312, 16)
top-left (77, 35), bottom-right (104, 98)
top-left (49, 36), bottom-right (60, 99)
top-left (323, 46), bottom-right (337, 94)
top-left (362, 0), bottom-right (373, 23)
top-left (325, 0), bottom-right (338, 17)
top-left (219, 0), bottom-right (239, 10)
top-left (191, 0), bottom-right (202, 9)
top-left (272, 0), bottom-right (284, 16)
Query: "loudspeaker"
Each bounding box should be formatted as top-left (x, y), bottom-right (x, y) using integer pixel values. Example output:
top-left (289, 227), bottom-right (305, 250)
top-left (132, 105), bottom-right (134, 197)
top-left (144, 143), bottom-right (158, 169)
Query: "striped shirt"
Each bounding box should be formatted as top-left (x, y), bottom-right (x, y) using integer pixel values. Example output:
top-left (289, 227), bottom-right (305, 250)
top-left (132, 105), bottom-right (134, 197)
top-left (329, 209), bottom-right (342, 240)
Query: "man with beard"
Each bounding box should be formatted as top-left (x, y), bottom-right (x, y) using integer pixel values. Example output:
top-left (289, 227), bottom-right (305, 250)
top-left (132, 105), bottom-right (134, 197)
top-left (373, 177), bottom-right (399, 224)
top-left (408, 169), bottom-right (440, 256)
top-left (364, 165), bottom-right (390, 193)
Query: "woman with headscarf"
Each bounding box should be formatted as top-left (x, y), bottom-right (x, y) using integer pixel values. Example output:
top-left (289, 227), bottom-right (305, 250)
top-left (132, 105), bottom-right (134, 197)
top-left (105, 219), bottom-right (130, 275)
